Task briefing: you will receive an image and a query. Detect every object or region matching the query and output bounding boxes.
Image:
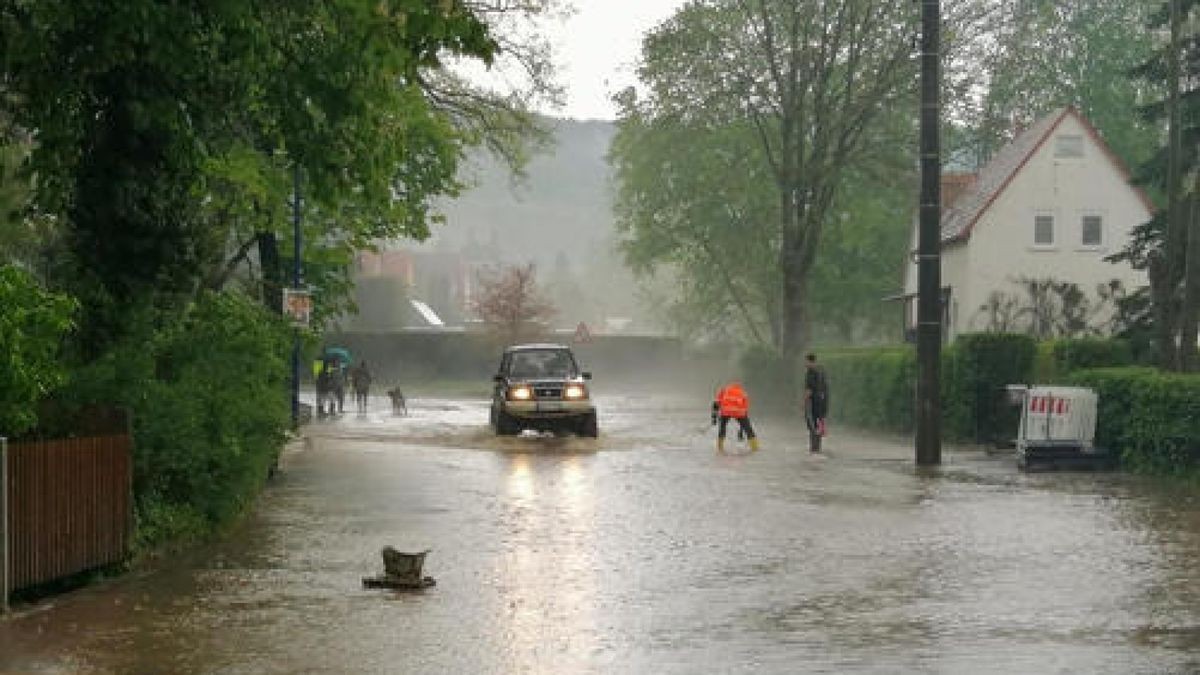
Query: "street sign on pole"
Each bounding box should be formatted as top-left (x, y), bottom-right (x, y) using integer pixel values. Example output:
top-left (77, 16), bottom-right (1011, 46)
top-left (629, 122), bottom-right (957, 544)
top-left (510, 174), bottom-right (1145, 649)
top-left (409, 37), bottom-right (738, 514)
top-left (283, 288), bottom-right (313, 328)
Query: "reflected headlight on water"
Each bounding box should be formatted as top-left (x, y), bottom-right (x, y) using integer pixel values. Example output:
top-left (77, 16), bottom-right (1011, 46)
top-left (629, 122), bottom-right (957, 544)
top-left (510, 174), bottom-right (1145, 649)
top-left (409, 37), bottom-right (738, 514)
top-left (508, 385), bottom-right (533, 401)
top-left (564, 384), bottom-right (587, 400)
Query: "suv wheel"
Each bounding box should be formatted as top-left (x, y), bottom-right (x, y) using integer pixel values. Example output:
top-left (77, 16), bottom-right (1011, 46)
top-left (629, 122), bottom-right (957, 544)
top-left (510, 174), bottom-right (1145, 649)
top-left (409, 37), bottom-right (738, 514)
top-left (577, 412), bottom-right (598, 438)
top-left (495, 408), bottom-right (520, 436)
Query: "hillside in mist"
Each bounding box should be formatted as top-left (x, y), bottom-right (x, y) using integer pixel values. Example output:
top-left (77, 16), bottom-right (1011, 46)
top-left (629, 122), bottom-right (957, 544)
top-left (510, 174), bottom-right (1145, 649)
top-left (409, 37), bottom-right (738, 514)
top-left (430, 118), bottom-right (618, 267)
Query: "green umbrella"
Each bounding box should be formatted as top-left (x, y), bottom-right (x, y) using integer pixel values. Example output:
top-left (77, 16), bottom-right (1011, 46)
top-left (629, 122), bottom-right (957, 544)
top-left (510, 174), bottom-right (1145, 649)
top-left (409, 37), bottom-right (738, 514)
top-left (323, 347), bottom-right (352, 364)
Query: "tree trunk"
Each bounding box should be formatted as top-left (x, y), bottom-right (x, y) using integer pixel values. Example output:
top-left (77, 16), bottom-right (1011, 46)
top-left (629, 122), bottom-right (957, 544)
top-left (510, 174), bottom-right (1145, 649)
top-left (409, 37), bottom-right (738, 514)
top-left (257, 231), bottom-right (283, 315)
top-left (1182, 190), bottom-right (1199, 371)
top-left (1164, 0), bottom-right (1186, 370)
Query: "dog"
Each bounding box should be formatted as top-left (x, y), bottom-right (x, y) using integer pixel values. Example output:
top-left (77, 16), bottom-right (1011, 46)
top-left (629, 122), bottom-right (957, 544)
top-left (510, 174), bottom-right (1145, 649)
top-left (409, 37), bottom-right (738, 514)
top-left (387, 387), bottom-right (407, 416)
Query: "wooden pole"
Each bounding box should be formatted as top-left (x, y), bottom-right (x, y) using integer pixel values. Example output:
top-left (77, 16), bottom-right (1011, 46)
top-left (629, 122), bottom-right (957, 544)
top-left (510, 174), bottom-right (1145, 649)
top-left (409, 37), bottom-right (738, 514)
top-left (917, 0), bottom-right (943, 466)
top-left (1, 436), bottom-right (9, 613)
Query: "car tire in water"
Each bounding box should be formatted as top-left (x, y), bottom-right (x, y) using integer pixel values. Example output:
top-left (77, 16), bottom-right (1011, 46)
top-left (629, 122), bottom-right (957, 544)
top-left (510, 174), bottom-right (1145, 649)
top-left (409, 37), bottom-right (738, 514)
top-left (578, 412), bottom-right (599, 438)
top-left (495, 409), bottom-right (520, 436)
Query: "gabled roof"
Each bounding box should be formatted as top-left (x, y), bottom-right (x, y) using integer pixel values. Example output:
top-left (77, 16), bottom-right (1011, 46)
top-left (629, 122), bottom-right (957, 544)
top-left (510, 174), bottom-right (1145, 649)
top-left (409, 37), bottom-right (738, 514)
top-left (940, 107), bottom-right (1154, 244)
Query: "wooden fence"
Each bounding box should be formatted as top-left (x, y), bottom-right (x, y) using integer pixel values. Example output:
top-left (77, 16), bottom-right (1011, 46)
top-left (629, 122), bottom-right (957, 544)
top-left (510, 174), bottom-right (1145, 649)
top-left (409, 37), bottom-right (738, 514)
top-left (3, 432), bottom-right (132, 599)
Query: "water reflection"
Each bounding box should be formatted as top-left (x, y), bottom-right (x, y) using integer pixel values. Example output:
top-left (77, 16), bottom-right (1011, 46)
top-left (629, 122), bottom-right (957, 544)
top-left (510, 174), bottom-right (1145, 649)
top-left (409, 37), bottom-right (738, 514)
top-left (495, 454), bottom-right (598, 672)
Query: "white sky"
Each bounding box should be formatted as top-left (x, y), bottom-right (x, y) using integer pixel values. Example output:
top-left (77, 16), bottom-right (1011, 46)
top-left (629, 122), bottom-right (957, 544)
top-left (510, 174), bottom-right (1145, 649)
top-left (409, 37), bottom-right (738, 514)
top-left (547, 0), bottom-right (689, 120)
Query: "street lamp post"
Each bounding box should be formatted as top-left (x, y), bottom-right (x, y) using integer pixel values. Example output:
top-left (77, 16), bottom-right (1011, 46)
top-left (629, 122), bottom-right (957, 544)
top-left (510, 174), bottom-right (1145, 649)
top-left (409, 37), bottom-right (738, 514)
top-left (916, 0), bottom-right (943, 466)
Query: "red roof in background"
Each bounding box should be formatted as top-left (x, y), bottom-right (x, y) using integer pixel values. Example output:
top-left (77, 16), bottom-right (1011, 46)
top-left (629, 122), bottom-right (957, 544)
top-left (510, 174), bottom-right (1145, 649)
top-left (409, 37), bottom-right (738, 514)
top-left (940, 107), bottom-right (1155, 244)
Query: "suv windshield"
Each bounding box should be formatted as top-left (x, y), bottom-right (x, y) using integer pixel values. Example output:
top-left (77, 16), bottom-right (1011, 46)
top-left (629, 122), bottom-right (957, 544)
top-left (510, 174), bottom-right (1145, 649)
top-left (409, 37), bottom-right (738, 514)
top-left (508, 349), bottom-right (577, 379)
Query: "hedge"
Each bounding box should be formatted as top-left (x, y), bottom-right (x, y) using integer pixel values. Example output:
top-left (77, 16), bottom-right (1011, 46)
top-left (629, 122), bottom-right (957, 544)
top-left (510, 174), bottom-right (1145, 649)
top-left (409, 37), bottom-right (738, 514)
top-left (1068, 367), bottom-right (1200, 476)
top-left (1034, 337), bottom-right (1134, 382)
top-left (822, 333), bottom-right (1036, 443)
top-left (823, 346), bottom-right (916, 433)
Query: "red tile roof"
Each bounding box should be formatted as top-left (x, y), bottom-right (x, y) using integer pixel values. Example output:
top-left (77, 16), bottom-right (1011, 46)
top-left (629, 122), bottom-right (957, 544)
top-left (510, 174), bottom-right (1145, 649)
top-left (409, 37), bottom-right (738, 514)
top-left (940, 107), bottom-right (1154, 244)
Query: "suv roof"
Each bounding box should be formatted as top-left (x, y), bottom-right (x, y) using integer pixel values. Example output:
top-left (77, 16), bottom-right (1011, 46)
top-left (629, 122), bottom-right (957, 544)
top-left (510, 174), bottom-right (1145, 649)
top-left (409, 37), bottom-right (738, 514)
top-left (504, 343), bottom-right (571, 352)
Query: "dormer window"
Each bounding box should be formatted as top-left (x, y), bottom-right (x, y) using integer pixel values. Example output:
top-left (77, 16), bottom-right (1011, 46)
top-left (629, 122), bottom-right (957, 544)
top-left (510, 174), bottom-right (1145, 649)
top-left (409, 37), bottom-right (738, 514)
top-left (1055, 135), bottom-right (1084, 158)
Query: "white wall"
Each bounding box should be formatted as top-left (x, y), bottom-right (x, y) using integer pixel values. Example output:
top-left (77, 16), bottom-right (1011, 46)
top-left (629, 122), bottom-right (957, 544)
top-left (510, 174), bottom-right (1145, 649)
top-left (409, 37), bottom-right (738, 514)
top-left (958, 114), bottom-right (1149, 335)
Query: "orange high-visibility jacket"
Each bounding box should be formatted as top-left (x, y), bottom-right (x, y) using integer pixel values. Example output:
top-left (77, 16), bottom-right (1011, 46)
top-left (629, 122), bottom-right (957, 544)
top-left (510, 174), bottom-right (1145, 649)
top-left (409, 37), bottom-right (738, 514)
top-left (716, 383), bottom-right (750, 418)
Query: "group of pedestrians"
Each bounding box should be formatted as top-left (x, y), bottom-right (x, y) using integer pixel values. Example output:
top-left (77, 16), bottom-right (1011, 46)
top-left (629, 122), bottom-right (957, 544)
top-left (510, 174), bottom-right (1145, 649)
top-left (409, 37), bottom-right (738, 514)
top-left (315, 358), bottom-right (374, 417)
top-left (711, 352), bottom-right (829, 454)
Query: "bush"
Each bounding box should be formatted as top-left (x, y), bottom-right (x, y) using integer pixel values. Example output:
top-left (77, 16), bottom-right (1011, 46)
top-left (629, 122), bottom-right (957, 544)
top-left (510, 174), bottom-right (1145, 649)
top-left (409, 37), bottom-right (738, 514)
top-left (0, 265), bottom-right (77, 436)
top-left (823, 346), bottom-right (916, 432)
top-left (738, 345), bottom-right (798, 415)
top-left (65, 292), bottom-right (292, 551)
top-left (823, 334), bottom-right (1035, 442)
top-left (943, 333), bottom-right (1036, 443)
top-left (1069, 367), bottom-right (1200, 476)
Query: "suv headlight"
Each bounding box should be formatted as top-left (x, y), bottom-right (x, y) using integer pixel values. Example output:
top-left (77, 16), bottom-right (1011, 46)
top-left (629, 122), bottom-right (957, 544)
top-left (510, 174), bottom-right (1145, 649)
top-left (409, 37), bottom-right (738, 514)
top-left (508, 385), bottom-right (533, 401)
top-left (564, 384), bottom-right (587, 400)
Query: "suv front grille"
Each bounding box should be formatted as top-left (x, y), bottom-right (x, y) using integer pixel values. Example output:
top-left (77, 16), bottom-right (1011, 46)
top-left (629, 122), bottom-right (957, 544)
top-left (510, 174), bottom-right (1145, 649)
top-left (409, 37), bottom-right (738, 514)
top-left (534, 387), bottom-right (563, 399)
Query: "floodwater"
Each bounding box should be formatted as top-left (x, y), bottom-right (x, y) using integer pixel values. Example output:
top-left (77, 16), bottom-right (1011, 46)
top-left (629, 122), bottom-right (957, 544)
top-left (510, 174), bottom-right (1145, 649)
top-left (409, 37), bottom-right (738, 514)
top-left (2, 393), bottom-right (1199, 674)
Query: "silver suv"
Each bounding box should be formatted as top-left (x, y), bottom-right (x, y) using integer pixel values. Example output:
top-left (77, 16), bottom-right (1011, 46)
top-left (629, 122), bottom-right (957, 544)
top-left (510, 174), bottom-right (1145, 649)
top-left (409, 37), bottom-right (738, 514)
top-left (490, 344), bottom-right (598, 437)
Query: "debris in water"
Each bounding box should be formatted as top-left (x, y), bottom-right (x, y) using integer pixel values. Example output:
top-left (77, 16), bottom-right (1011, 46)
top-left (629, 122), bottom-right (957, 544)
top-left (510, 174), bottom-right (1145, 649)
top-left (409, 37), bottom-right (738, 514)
top-left (362, 547), bottom-right (435, 590)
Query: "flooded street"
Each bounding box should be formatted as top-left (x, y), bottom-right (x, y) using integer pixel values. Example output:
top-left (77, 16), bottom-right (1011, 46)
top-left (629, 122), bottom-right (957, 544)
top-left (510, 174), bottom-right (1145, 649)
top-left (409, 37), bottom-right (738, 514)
top-left (2, 393), bottom-right (1199, 674)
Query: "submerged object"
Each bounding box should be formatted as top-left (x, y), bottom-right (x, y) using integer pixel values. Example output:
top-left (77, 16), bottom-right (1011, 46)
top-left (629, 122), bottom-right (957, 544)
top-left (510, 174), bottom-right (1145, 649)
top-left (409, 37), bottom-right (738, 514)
top-left (362, 547), bottom-right (435, 590)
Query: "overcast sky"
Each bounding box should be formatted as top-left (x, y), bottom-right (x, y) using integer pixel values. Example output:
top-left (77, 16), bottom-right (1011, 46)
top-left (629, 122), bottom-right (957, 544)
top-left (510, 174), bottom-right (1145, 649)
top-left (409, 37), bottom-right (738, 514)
top-left (548, 0), bottom-right (688, 121)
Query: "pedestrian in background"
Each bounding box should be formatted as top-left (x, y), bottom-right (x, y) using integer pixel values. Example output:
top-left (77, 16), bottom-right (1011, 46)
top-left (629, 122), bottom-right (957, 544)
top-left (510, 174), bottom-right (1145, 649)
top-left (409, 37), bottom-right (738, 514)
top-left (351, 361), bottom-right (373, 413)
top-left (803, 353), bottom-right (829, 452)
top-left (712, 380), bottom-right (759, 453)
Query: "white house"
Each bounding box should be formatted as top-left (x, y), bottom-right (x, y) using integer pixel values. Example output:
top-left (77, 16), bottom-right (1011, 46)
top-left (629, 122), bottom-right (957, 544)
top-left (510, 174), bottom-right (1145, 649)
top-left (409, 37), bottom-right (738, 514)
top-left (901, 107), bottom-right (1153, 340)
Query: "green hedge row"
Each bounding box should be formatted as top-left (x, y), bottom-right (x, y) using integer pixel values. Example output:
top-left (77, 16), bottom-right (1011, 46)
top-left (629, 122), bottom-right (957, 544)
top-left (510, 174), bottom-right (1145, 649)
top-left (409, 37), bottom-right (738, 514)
top-left (1068, 368), bottom-right (1200, 476)
top-left (821, 335), bottom-right (1200, 477)
top-left (1034, 338), bottom-right (1134, 382)
top-left (823, 333), bottom-right (1036, 442)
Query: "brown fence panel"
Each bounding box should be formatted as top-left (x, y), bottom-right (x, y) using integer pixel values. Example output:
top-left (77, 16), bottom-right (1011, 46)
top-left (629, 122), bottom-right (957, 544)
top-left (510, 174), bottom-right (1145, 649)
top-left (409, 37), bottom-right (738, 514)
top-left (5, 434), bottom-right (132, 591)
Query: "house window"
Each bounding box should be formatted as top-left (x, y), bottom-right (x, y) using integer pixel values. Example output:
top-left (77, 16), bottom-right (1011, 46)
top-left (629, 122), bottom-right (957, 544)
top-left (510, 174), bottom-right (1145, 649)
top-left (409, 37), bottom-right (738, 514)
top-left (1082, 215), bottom-right (1103, 247)
top-left (1055, 135), bottom-right (1084, 158)
top-left (1034, 215), bottom-right (1055, 246)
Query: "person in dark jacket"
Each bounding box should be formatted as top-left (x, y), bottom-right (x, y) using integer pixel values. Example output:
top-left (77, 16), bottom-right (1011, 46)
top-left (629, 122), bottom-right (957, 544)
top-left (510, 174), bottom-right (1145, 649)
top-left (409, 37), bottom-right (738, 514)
top-left (803, 353), bottom-right (829, 452)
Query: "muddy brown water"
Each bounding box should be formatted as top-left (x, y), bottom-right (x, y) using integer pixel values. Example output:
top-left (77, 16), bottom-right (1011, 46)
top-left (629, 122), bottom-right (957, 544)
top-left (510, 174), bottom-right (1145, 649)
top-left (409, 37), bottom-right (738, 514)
top-left (2, 394), bottom-right (1198, 674)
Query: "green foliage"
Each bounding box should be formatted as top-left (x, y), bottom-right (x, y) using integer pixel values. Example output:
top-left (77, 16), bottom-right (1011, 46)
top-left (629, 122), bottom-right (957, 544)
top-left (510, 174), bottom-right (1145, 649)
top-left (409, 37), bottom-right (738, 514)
top-left (1069, 367), bottom-right (1200, 476)
top-left (823, 347), bottom-right (917, 433)
top-left (823, 334), bottom-right (1036, 442)
top-left (943, 333), bottom-right (1037, 442)
top-left (64, 292), bottom-right (291, 549)
top-left (1051, 338), bottom-right (1134, 373)
top-left (0, 0), bottom-right (499, 347)
top-left (969, 0), bottom-right (1159, 169)
top-left (737, 346), bottom-right (798, 415)
top-left (612, 0), bottom-right (919, 356)
top-left (0, 265), bottom-right (77, 436)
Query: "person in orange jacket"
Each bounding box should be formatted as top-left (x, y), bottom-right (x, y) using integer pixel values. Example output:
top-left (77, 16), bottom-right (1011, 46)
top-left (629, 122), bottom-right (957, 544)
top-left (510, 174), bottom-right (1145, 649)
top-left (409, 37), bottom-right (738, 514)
top-left (712, 380), bottom-right (759, 453)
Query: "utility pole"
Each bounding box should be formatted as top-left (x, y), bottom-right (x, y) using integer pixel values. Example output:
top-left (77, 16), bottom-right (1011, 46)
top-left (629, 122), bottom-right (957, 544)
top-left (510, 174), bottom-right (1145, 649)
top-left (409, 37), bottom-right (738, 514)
top-left (916, 0), bottom-right (943, 466)
top-left (292, 164), bottom-right (303, 425)
top-left (2, 437), bottom-right (9, 614)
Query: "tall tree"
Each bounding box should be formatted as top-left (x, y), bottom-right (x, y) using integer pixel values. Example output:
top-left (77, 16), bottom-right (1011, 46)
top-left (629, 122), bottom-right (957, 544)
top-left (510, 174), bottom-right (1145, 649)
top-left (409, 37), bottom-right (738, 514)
top-left (613, 0), bottom-right (920, 358)
top-left (471, 263), bottom-right (556, 344)
top-left (0, 0), bottom-right (498, 348)
top-left (1111, 0), bottom-right (1200, 370)
top-left (967, 0), bottom-right (1159, 168)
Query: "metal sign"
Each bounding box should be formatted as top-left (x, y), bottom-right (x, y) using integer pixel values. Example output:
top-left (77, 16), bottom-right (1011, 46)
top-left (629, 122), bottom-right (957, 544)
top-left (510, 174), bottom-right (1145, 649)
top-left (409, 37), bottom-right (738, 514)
top-left (283, 288), bottom-right (313, 327)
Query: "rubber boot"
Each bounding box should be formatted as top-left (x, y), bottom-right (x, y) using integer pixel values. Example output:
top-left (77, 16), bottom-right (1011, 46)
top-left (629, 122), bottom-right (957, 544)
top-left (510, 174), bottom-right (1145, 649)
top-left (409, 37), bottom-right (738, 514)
top-left (717, 438), bottom-right (726, 454)
top-left (749, 437), bottom-right (760, 452)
